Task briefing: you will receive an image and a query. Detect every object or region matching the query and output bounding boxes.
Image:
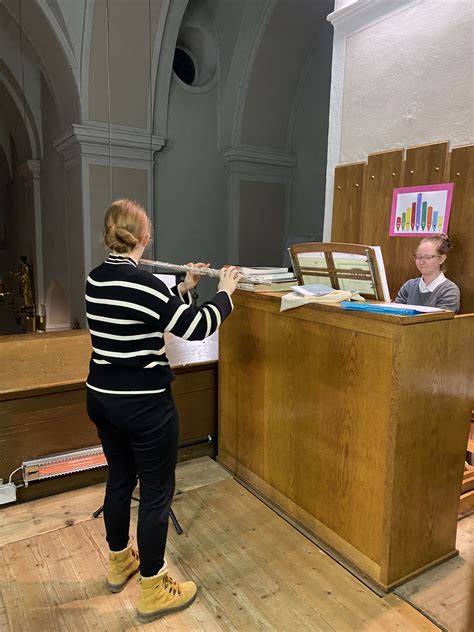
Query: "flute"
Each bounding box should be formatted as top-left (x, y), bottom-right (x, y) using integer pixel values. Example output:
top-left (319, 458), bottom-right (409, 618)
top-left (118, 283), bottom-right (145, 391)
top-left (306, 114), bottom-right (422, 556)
top-left (139, 258), bottom-right (270, 284)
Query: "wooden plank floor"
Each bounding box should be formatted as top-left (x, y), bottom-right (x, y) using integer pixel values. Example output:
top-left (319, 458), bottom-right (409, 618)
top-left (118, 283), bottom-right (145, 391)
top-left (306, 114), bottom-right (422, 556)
top-left (0, 469), bottom-right (439, 632)
top-left (395, 513), bottom-right (474, 632)
top-left (0, 457), bottom-right (232, 548)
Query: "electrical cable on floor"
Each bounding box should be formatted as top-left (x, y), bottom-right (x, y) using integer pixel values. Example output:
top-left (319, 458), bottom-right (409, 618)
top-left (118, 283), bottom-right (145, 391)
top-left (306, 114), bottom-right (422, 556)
top-left (8, 466), bottom-right (22, 485)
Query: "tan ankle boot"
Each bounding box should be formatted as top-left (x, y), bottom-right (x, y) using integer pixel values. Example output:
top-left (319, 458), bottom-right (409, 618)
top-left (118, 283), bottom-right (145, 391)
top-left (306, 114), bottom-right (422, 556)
top-left (137, 571), bottom-right (197, 623)
top-left (107, 545), bottom-right (140, 593)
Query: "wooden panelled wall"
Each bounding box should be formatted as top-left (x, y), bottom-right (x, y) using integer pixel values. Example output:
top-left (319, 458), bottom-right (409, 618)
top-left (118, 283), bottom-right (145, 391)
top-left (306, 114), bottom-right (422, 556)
top-left (331, 142), bottom-right (474, 313)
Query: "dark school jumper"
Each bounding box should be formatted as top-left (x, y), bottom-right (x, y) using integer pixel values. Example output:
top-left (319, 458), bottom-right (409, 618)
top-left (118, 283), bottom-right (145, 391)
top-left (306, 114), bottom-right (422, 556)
top-left (85, 253), bottom-right (232, 576)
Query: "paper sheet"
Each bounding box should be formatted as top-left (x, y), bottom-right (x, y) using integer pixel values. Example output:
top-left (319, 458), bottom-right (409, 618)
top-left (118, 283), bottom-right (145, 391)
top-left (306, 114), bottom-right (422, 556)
top-left (280, 290), bottom-right (355, 312)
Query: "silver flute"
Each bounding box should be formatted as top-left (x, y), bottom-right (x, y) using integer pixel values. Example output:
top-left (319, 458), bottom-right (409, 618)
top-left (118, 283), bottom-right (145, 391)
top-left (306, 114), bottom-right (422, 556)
top-left (139, 258), bottom-right (269, 284)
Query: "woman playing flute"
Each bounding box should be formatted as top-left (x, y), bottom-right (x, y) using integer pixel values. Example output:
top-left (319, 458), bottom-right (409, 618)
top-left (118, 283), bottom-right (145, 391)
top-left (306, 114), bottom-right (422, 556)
top-left (85, 198), bottom-right (242, 623)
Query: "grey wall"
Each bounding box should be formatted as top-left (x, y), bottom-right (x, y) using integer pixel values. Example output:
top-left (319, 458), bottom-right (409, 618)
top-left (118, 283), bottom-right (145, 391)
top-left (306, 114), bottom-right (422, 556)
top-left (0, 0), bottom-right (335, 326)
top-left (289, 4), bottom-right (333, 241)
top-left (153, 0), bottom-right (234, 301)
top-left (89, 0), bottom-right (161, 127)
top-left (241, 0), bottom-right (327, 150)
top-left (229, 0), bottom-right (333, 267)
top-left (155, 80), bottom-right (227, 266)
top-left (0, 145), bottom-right (15, 334)
top-left (64, 164), bottom-right (84, 326)
top-left (40, 75), bottom-right (68, 316)
top-left (89, 164), bottom-right (149, 267)
top-left (239, 180), bottom-right (286, 266)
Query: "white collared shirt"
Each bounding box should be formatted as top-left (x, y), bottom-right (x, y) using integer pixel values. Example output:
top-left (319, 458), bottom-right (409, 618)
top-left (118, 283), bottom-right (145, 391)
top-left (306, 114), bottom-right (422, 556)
top-left (419, 272), bottom-right (446, 293)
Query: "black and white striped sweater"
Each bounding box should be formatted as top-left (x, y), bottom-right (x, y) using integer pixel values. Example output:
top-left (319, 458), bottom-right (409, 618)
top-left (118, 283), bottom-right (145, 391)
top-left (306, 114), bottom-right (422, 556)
top-left (85, 254), bottom-right (232, 395)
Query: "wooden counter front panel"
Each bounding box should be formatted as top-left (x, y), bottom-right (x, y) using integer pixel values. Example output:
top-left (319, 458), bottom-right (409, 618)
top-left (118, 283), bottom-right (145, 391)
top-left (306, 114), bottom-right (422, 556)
top-left (219, 293), bottom-right (472, 590)
top-left (219, 303), bottom-right (393, 566)
top-left (382, 316), bottom-right (473, 586)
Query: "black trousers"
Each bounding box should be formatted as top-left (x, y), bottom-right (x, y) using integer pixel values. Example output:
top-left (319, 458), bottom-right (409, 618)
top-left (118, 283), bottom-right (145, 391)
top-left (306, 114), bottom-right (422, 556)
top-left (87, 387), bottom-right (179, 577)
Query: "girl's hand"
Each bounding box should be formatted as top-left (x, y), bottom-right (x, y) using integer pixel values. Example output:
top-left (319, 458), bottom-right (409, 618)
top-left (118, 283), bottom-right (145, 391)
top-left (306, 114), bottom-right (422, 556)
top-left (218, 266), bottom-right (243, 295)
top-left (182, 262), bottom-right (209, 291)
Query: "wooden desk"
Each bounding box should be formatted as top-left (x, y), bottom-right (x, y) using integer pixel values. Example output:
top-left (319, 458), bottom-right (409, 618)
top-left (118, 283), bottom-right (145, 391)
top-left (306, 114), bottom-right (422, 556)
top-left (218, 291), bottom-right (473, 591)
top-left (0, 330), bottom-right (218, 502)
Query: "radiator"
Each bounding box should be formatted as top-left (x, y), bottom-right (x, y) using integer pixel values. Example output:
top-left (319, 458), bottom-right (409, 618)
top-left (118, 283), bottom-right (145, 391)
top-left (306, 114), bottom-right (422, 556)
top-left (20, 434), bottom-right (213, 485)
top-left (22, 446), bottom-right (107, 484)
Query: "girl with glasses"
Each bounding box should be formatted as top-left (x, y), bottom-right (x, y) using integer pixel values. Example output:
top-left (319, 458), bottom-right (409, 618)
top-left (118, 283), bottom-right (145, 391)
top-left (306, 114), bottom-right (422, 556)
top-left (394, 233), bottom-right (460, 312)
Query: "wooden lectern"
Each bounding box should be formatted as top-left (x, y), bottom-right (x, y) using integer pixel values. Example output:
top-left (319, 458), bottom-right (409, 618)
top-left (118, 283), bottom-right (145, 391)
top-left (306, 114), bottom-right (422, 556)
top-left (218, 291), bottom-right (473, 591)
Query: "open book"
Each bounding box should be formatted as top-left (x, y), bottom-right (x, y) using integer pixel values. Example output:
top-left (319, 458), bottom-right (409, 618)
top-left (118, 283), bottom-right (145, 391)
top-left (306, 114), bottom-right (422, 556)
top-left (289, 243), bottom-right (391, 302)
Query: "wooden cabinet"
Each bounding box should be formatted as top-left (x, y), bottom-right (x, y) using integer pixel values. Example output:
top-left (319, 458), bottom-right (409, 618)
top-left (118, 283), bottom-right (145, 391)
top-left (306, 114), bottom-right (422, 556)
top-left (218, 291), bottom-right (473, 591)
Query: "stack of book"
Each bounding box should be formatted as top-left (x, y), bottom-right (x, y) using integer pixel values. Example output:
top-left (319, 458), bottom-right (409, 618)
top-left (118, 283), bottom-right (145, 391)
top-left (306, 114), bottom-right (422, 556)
top-left (237, 267), bottom-right (297, 292)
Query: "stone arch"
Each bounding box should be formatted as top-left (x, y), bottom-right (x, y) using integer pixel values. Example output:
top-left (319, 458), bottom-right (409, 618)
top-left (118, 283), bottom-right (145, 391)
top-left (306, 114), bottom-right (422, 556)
top-left (0, 61), bottom-right (41, 161)
top-left (234, 0), bottom-right (331, 151)
top-left (153, 0), bottom-right (190, 138)
top-left (1, 0), bottom-right (80, 129)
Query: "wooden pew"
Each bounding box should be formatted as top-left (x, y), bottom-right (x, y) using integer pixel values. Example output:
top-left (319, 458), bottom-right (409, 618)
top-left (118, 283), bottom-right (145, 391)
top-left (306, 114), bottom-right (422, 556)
top-left (0, 330), bottom-right (217, 502)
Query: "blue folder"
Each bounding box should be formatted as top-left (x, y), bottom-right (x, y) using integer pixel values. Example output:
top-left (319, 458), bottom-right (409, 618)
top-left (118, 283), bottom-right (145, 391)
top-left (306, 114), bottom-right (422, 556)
top-left (340, 302), bottom-right (420, 316)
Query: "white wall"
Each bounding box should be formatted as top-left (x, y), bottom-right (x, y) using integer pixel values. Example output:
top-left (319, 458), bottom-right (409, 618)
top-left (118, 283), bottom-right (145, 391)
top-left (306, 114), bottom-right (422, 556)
top-left (340, 0), bottom-right (474, 163)
top-left (324, 0), bottom-right (474, 237)
top-left (334, 0), bottom-right (356, 9)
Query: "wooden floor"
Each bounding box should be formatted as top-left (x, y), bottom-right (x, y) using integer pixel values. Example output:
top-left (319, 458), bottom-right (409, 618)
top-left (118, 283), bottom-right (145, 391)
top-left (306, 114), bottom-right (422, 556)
top-left (0, 457), bottom-right (471, 631)
top-left (395, 514), bottom-right (474, 632)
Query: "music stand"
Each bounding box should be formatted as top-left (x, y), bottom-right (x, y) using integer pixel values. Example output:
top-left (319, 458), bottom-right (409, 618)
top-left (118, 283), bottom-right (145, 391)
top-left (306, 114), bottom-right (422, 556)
top-left (92, 490), bottom-right (183, 535)
top-left (289, 242), bottom-right (391, 302)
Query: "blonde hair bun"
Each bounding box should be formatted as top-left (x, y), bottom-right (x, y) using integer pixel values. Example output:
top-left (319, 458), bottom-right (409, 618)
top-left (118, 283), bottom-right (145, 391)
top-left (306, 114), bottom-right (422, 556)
top-left (103, 199), bottom-right (150, 254)
top-left (109, 226), bottom-right (139, 251)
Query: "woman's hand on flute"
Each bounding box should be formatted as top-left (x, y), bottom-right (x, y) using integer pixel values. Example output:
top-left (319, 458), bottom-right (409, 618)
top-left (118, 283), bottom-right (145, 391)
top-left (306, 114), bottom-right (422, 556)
top-left (182, 262), bottom-right (209, 291)
top-left (218, 266), bottom-right (243, 295)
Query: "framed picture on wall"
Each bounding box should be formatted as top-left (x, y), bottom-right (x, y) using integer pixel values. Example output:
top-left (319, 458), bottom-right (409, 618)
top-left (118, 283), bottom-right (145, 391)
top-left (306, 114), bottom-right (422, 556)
top-left (389, 183), bottom-right (454, 237)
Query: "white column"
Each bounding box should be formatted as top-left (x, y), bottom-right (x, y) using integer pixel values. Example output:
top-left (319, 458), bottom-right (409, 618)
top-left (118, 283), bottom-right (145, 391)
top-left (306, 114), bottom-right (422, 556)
top-left (55, 122), bottom-right (165, 274)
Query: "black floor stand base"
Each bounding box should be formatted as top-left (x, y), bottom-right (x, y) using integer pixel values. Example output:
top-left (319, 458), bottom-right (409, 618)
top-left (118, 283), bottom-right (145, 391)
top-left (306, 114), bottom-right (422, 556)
top-left (92, 497), bottom-right (183, 535)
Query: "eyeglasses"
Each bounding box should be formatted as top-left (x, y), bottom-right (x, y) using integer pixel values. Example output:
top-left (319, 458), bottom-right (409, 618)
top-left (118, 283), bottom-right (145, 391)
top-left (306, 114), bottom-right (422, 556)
top-left (413, 254), bottom-right (440, 262)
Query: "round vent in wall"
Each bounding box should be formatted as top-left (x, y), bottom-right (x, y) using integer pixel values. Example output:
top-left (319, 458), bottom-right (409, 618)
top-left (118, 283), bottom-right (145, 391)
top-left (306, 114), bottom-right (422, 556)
top-left (173, 25), bottom-right (217, 91)
top-left (173, 48), bottom-right (196, 86)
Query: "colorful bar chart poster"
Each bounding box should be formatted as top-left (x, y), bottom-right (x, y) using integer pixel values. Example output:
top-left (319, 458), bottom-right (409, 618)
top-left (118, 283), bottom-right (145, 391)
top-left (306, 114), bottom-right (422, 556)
top-left (389, 183), bottom-right (453, 237)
